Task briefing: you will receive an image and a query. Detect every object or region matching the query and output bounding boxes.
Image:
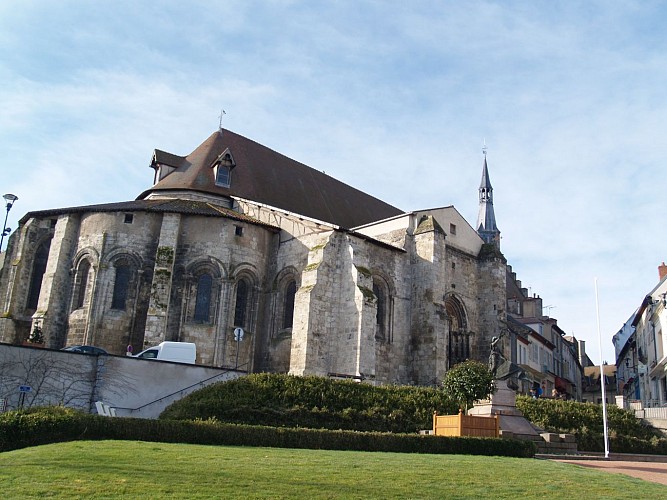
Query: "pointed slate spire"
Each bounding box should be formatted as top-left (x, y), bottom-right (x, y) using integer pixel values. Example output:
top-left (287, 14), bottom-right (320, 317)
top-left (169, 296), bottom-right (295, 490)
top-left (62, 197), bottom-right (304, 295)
top-left (476, 150), bottom-right (501, 248)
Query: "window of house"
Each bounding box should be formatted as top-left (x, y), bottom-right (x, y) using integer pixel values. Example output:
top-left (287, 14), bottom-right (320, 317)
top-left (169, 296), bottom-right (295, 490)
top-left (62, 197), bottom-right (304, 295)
top-left (111, 264), bottom-right (131, 310)
top-left (213, 149), bottom-right (235, 187)
top-left (235, 225), bottom-right (243, 237)
top-left (26, 241), bottom-right (50, 311)
top-left (282, 280), bottom-right (297, 329)
top-left (75, 260), bottom-right (91, 309)
top-left (529, 343), bottom-right (538, 362)
top-left (216, 165), bottom-right (231, 187)
top-left (124, 213), bottom-right (134, 224)
top-left (193, 274), bottom-right (213, 322)
top-left (234, 279), bottom-right (249, 327)
top-left (450, 223), bottom-right (457, 235)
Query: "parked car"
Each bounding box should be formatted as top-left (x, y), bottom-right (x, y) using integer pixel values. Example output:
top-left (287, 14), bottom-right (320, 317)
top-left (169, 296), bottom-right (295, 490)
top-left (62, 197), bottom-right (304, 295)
top-left (61, 345), bottom-right (108, 355)
top-left (134, 341), bottom-right (196, 364)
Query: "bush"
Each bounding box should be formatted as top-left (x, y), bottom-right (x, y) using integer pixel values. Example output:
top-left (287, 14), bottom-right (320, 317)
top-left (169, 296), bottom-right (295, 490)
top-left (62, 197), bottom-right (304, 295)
top-left (0, 406), bottom-right (535, 458)
top-left (516, 396), bottom-right (667, 454)
top-left (159, 374), bottom-right (457, 433)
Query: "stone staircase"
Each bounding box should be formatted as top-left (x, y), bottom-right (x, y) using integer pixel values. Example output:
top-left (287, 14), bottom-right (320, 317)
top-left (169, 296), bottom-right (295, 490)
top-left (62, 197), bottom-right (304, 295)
top-left (501, 429), bottom-right (578, 455)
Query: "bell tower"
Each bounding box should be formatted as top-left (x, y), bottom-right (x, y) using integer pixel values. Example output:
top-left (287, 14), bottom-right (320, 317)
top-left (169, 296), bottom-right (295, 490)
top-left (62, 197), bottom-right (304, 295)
top-left (476, 145), bottom-right (501, 248)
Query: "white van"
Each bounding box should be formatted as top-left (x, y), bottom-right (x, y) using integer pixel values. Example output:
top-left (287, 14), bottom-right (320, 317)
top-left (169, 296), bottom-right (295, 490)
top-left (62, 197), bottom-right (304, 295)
top-left (134, 341), bottom-right (196, 364)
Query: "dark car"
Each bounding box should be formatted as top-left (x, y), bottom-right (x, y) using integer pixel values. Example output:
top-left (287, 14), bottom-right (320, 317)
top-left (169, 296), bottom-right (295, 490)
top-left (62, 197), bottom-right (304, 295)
top-left (61, 345), bottom-right (108, 355)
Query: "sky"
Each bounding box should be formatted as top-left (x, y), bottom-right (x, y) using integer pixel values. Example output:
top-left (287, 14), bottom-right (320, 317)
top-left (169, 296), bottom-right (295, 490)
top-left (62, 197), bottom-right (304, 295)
top-left (1, 0), bottom-right (665, 365)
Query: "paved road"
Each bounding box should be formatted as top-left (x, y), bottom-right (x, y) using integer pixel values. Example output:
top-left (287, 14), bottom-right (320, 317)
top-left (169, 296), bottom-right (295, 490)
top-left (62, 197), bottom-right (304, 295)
top-left (554, 459), bottom-right (667, 486)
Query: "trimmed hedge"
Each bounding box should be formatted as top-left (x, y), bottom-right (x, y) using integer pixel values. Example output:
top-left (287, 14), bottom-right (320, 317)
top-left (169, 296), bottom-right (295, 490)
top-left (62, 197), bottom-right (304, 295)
top-left (160, 373), bottom-right (457, 433)
top-left (0, 406), bottom-right (535, 458)
top-left (516, 395), bottom-right (667, 454)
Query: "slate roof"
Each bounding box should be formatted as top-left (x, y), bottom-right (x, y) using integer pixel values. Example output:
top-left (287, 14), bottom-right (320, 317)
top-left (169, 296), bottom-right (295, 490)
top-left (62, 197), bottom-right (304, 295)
top-left (20, 199), bottom-right (277, 230)
top-left (139, 129), bottom-right (405, 229)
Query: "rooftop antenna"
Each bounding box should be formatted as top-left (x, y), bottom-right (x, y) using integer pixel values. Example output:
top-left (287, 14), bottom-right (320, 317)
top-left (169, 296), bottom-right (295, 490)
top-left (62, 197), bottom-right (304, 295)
top-left (218, 109), bottom-right (226, 132)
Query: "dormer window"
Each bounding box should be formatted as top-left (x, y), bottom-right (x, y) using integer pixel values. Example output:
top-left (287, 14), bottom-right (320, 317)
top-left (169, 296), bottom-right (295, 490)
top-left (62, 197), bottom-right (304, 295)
top-left (212, 148), bottom-right (236, 188)
top-left (216, 165), bottom-right (231, 187)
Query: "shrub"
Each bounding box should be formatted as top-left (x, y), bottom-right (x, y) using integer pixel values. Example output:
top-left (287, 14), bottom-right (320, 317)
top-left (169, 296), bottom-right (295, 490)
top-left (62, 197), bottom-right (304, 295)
top-left (516, 396), bottom-right (667, 453)
top-left (159, 374), bottom-right (457, 433)
top-left (0, 406), bottom-right (535, 458)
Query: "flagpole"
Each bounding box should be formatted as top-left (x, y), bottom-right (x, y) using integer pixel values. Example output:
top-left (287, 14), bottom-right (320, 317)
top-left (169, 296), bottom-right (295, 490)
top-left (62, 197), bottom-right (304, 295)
top-left (594, 278), bottom-right (610, 458)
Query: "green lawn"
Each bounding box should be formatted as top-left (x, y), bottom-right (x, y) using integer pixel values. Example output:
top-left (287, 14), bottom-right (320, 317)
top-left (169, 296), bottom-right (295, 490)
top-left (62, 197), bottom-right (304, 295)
top-left (0, 441), bottom-right (662, 499)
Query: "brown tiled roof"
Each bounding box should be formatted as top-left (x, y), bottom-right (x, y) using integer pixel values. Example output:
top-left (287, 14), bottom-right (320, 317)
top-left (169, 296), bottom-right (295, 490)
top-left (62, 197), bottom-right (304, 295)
top-left (21, 199), bottom-right (277, 230)
top-left (153, 149), bottom-right (185, 168)
top-left (138, 129), bottom-right (404, 229)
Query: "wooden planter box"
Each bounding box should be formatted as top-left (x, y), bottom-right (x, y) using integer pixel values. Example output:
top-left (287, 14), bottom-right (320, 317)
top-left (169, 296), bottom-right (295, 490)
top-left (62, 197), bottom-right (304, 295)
top-left (433, 410), bottom-right (499, 437)
top-left (22, 342), bottom-right (45, 348)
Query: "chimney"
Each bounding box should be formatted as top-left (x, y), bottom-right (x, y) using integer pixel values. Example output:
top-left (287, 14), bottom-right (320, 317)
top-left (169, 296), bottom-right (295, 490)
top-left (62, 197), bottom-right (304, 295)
top-left (659, 262), bottom-right (667, 281)
top-left (578, 340), bottom-right (586, 366)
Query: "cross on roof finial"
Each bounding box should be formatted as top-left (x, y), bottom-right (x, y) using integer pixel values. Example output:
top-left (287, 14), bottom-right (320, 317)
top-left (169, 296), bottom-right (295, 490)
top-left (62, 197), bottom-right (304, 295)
top-left (482, 139), bottom-right (487, 157)
top-left (218, 109), bottom-right (226, 131)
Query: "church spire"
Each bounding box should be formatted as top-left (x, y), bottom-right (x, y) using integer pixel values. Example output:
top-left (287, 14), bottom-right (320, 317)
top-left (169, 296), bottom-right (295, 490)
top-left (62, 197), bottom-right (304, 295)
top-left (476, 145), bottom-right (501, 248)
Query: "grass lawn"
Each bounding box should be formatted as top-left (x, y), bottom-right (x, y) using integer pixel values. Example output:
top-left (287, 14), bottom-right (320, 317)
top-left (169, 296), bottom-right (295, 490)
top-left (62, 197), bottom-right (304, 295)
top-left (0, 441), bottom-right (663, 499)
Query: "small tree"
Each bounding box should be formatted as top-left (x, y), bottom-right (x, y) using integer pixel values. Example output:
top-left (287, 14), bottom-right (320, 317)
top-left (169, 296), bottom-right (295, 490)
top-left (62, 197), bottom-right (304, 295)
top-left (442, 360), bottom-right (494, 413)
top-left (28, 324), bottom-right (45, 344)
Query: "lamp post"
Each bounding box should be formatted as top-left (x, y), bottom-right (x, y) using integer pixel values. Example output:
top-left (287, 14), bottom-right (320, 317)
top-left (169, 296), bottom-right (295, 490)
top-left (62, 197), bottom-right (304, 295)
top-left (0, 194), bottom-right (18, 252)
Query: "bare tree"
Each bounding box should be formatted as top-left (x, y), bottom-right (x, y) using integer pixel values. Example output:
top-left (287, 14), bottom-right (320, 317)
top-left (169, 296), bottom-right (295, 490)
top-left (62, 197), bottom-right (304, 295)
top-left (0, 348), bottom-right (139, 413)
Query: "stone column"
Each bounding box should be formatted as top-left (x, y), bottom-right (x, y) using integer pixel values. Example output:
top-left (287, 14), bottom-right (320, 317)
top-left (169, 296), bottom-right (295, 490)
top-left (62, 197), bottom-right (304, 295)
top-left (33, 214), bottom-right (80, 348)
top-left (143, 213), bottom-right (181, 347)
top-left (289, 232), bottom-right (336, 377)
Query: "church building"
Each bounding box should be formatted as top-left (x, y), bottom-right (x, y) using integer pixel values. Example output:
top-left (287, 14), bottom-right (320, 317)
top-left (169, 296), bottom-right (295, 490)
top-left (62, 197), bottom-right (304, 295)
top-left (0, 128), bottom-right (507, 386)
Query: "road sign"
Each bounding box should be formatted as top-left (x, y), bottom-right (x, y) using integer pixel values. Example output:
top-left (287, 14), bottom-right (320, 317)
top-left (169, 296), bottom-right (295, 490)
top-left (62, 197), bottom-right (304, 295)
top-left (234, 327), bottom-right (244, 341)
top-left (19, 385), bottom-right (32, 393)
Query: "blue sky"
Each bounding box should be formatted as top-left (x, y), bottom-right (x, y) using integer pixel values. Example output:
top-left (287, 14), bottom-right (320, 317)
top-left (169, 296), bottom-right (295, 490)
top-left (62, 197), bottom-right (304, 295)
top-left (2, 1), bottom-right (666, 364)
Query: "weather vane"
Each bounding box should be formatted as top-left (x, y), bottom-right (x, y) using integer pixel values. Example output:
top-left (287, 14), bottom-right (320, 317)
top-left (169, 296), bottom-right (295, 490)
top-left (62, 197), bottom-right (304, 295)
top-left (218, 109), bottom-right (226, 131)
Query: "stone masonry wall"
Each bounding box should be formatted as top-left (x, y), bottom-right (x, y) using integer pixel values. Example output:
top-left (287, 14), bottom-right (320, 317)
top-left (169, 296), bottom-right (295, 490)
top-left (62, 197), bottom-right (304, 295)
top-left (144, 213), bottom-right (180, 347)
top-left (35, 214), bottom-right (81, 348)
top-left (410, 222), bottom-right (449, 385)
top-left (0, 218), bottom-right (55, 343)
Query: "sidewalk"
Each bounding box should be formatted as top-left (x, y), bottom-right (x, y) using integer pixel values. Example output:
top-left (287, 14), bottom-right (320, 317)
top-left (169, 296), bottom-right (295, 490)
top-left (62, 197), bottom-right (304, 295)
top-left (538, 453), bottom-right (667, 486)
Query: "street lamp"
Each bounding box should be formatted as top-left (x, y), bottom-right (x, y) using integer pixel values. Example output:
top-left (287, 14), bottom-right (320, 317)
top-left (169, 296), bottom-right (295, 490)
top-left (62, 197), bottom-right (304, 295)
top-left (0, 194), bottom-right (18, 252)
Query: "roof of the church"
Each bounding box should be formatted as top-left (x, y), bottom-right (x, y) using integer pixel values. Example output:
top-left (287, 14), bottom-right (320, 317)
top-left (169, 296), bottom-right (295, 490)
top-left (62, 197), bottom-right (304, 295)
top-left (139, 129), bottom-right (405, 229)
top-left (20, 199), bottom-right (278, 230)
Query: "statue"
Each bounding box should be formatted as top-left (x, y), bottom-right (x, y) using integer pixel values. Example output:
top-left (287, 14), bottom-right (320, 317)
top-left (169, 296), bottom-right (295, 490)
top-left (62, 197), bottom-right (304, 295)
top-left (488, 330), bottom-right (525, 389)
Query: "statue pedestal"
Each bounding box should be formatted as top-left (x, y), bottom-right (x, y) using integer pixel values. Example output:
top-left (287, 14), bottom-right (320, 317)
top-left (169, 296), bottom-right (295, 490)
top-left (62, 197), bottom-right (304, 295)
top-left (468, 379), bottom-right (540, 437)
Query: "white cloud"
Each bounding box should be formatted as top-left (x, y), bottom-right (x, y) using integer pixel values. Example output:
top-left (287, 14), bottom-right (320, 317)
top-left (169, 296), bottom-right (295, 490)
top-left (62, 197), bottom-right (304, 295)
top-left (1, 1), bottom-right (666, 364)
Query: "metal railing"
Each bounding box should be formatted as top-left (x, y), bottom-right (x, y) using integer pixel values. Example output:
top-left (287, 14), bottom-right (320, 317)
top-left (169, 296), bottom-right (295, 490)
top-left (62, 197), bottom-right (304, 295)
top-left (113, 363), bottom-right (249, 413)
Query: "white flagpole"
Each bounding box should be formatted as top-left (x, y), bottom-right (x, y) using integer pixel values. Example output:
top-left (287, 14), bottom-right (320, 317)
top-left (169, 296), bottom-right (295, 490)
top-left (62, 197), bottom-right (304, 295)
top-left (594, 278), bottom-right (610, 458)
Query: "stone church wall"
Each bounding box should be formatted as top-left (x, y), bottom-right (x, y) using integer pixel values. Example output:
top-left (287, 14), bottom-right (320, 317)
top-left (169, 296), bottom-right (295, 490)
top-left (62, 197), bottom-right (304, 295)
top-left (0, 217), bottom-right (56, 343)
top-left (158, 214), bottom-right (278, 367)
top-left (0, 200), bottom-right (508, 387)
top-left (71, 211), bottom-right (162, 353)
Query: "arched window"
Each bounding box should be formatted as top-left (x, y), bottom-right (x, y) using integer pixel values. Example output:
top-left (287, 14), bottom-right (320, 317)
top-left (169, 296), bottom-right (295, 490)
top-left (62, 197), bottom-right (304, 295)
top-left (75, 260), bottom-right (91, 309)
top-left (26, 241), bottom-right (50, 311)
top-left (446, 295), bottom-right (470, 368)
top-left (193, 273), bottom-right (213, 323)
top-left (373, 282), bottom-right (386, 341)
top-left (233, 278), bottom-right (249, 328)
top-left (282, 280), bottom-right (297, 329)
top-left (372, 276), bottom-right (392, 343)
top-left (111, 264), bottom-right (131, 310)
